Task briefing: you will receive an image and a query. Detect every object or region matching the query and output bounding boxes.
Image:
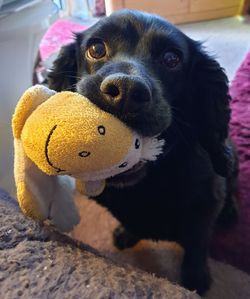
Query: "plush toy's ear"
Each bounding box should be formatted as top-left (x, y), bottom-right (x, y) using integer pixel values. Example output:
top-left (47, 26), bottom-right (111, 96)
top-left (12, 85), bottom-right (56, 139)
top-left (12, 85), bottom-right (80, 232)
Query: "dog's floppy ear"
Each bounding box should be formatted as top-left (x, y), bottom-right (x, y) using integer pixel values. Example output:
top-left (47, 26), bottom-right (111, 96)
top-left (48, 42), bottom-right (78, 91)
top-left (190, 46), bottom-right (231, 177)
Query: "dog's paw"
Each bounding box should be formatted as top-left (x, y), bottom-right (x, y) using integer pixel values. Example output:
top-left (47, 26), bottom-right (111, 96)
top-left (181, 265), bottom-right (212, 296)
top-left (217, 195), bottom-right (239, 229)
top-left (113, 225), bottom-right (139, 250)
top-left (49, 198), bottom-right (80, 232)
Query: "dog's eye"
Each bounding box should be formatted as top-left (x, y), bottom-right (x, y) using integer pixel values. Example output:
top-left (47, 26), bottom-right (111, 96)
top-left (163, 52), bottom-right (181, 69)
top-left (87, 40), bottom-right (106, 60)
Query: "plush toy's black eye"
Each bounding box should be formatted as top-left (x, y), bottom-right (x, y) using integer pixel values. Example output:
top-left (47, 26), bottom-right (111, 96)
top-left (79, 151), bottom-right (90, 157)
top-left (98, 125), bottom-right (105, 135)
top-left (135, 138), bottom-right (140, 149)
top-left (163, 52), bottom-right (181, 69)
top-left (87, 39), bottom-right (106, 60)
top-left (119, 162), bottom-right (128, 168)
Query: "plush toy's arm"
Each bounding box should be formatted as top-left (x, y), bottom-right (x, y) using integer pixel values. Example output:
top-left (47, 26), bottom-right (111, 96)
top-left (14, 139), bottom-right (80, 231)
top-left (13, 85), bottom-right (80, 232)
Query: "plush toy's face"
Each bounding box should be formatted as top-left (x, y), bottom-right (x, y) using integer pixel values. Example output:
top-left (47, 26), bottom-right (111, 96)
top-left (12, 85), bottom-right (164, 229)
top-left (21, 92), bottom-right (140, 180)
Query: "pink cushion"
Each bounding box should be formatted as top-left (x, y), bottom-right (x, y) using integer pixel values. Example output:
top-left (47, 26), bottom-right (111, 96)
top-left (39, 19), bottom-right (89, 61)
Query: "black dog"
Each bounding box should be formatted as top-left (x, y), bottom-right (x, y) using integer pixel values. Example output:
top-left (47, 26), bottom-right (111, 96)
top-left (48, 10), bottom-right (238, 295)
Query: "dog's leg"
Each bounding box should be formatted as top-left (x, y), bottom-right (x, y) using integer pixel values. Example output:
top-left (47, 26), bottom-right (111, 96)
top-left (178, 197), bottom-right (221, 295)
top-left (217, 192), bottom-right (239, 229)
top-left (113, 224), bottom-right (140, 250)
top-left (216, 145), bottom-right (239, 229)
top-left (180, 232), bottom-right (212, 295)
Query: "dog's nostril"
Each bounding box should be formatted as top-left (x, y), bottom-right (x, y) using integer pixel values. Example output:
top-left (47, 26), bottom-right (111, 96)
top-left (100, 75), bottom-right (152, 111)
top-left (106, 84), bottom-right (120, 98)
top-left (101, 82), bottom-right (120, 98)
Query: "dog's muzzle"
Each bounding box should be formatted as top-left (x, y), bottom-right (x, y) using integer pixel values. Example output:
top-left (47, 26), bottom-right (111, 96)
top-left (77, 59), bottom-right (171, 136)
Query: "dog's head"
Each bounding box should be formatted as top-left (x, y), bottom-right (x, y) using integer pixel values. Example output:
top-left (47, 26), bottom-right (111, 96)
top-left (49, 10), bottom-right (230, 177)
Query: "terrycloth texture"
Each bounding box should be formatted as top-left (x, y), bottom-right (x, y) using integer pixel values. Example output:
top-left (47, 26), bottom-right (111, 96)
top-left (0, 189), bottom-right (199, 299)
top-left (211, 50), bottom-right (250, 274)
top-left (39, 20), bottom-right (88, 61)
top-left (73, 193), bottom-right (250, 299)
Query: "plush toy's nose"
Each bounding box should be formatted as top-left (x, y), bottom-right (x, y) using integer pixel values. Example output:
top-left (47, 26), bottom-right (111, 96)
top-left (100, 74), bottom-right (152, 112)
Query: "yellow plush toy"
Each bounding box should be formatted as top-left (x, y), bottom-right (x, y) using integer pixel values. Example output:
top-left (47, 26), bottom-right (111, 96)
top-left (12, 85), bottom-right (164, 232)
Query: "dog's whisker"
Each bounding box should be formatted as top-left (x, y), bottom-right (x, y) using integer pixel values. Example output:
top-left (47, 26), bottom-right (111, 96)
top-left (49, 70), bottom-right (82, 80)
top-left (171, 107), bottom-right (192, 128)
top-left (174, 126), bottom-right (191, 149)
top-left (171, 116), bottom-right (192, 149)
top-left (49, 69), bottom-right (77, 74)
top-left (66, 75), bottom-right (82, 80)
top-left (173, 115), bottom-right (191, 128)
top-left (71, 83), bottom-right (78, 91)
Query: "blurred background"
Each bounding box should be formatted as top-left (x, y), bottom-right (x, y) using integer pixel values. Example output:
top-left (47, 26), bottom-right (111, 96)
top-left (0, 0), bottom-right (250, 196)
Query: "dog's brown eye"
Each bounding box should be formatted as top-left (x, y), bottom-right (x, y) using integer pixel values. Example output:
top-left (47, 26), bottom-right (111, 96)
top-left (163, 52), bottom-right (180, 69)
top-left (87, 40), bottom-right (106, 60)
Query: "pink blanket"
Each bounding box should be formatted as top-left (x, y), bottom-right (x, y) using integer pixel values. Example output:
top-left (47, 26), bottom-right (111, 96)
top-left (211, 51), bottom-right (250, 274)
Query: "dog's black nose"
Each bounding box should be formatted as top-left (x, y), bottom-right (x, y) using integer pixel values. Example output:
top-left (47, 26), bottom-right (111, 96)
top-left (100, 74), bottom-right (151, 111)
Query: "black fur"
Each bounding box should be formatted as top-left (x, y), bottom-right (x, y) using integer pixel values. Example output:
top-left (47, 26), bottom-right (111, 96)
top-left (48, 10), bottom-right (238, 295)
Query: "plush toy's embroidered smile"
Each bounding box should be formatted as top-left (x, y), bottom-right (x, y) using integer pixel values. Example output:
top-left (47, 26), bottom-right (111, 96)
top-left (45, 125), bottom-right (66, 173)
